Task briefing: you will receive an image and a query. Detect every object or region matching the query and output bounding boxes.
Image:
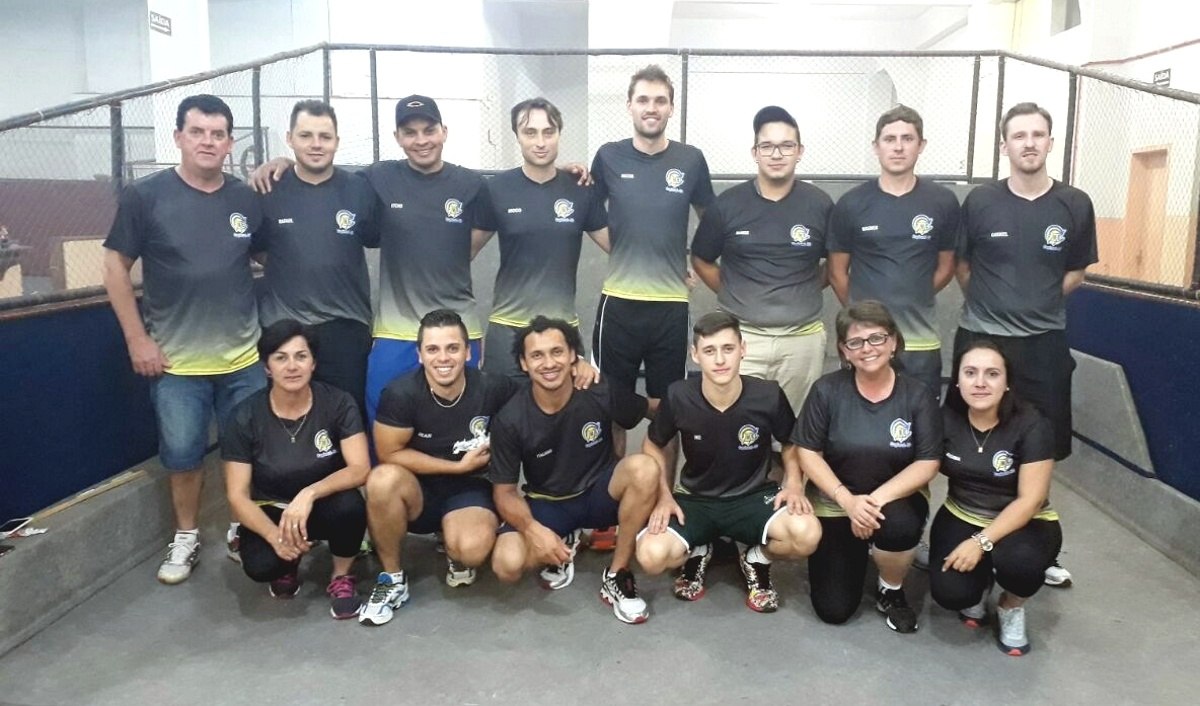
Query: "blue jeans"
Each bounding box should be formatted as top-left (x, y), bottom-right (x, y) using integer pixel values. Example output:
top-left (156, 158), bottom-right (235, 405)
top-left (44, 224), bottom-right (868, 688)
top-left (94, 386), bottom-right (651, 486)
top-left (149, 364), bottom-right (266, 470)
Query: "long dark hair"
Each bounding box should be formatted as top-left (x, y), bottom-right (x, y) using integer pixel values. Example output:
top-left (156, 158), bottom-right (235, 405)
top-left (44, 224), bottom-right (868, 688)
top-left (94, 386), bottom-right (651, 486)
top-left (945, 339), bottom-right (1020, 424)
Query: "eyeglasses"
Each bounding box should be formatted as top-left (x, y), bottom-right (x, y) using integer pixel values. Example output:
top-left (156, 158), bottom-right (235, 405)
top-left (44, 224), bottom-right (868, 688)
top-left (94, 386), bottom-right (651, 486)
top-left (842, 332), bottom-right (891, 350)
top-left (755, 141), bottom-right (800, 156)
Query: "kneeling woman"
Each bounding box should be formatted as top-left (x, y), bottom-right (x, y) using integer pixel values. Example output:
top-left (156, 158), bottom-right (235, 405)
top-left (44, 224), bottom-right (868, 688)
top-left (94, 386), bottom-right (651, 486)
top-left (223, 319), bottom-right (371, 618)
top-left (794, 301), bottom-right (941, 633)
top-left (931, 340), bottom-right (1061, 656)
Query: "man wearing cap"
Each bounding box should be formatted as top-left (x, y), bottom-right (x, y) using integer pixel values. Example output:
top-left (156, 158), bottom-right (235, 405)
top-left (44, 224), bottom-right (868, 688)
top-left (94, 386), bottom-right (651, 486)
top-left (691, 106), bottom-right (833, 413)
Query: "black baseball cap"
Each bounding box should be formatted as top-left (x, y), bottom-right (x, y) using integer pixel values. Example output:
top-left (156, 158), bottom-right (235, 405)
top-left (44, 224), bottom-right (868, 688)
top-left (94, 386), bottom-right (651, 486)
top-left (395, 95), bottom-right (442, 127)
top-left (753, 105), bottom-right (798, 136)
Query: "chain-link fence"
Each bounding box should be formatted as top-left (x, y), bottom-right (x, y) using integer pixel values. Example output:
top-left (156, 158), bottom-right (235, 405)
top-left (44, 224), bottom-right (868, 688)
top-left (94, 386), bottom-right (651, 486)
top-left (1, 45), bottom-right (1198, 309)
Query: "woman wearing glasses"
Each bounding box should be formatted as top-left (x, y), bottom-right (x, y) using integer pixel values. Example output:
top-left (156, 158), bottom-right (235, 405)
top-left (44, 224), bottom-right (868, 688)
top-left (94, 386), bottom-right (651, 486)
top-left (793, 301), bottom-right (941, 633)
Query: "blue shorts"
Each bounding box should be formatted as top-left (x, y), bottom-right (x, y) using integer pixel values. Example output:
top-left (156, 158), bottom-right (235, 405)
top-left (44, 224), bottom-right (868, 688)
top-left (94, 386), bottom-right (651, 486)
top-left (499, 463), bottom-right (619, 537)
top-left (149, 364), bottom-right (266, 471)
top-left (408, 476), bottom-right (496, 535)
top-left (365, 337), bottom-right (482, 427)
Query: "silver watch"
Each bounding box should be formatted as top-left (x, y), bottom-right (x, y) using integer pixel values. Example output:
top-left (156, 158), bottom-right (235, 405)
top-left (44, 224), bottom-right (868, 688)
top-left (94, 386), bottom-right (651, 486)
top-left (972, 532), bottom-right (994, 552)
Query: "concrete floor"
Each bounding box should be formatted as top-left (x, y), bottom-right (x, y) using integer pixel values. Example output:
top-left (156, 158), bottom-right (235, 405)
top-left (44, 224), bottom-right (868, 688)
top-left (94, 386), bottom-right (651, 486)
top-left (2, 453), bottom-right (1198, 706)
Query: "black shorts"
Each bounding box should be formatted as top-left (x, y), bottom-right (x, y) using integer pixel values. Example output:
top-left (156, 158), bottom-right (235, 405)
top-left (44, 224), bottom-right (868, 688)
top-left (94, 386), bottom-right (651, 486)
top-left (309, 318), bottom-right (372, 427)
top-left (592, 294), bottom-right (688, 399)
top-left (497, 462), bottom-right (619, 537)
top-left (665, 484), bottom-right (784, 549)
top-left (408, 476), bottom-right (496, 535)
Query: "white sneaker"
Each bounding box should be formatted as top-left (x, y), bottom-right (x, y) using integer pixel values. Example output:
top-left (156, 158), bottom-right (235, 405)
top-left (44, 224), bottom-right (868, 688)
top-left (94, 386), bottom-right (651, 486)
top-left (600, 568), bottom-right (649, 624)
top-left (959, 585), bottom-right (991, 628)
top-left (226, 523), bottom-right (241, 563)
top-left (538, 530), bottom-right (581, 590)
top-left (445, 557), bottom-right (477, 587)
top-left (912, 539), bottom-right (930, 571)
top-left (358, 571), bottom-right (410, 626)
top-left (1044, 560), bottom-right (1073, 587)
top-left (996, 603), bottom-right (1030, 656)
top-left (157, 532), bottom-right (200, 585)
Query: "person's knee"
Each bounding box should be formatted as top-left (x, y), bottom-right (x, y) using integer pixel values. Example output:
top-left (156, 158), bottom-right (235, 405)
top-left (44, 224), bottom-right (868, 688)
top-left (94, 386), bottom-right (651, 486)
top-left (773, 514), bottom-right (822, 558)
top-left (930, 575), bottom-right (981, 611)
top-left (620, 453), bottom-right (662, 497)
top-left (491, 537), bottom-right (525, 583)
top-left (366, 464), bottom-right (418, 511)
top-left (636, 533), bottom-right (682, 575)
top-left (445, 519), bottom-right (497, 567)
top-left (812, 594), bottom-right (859, 625)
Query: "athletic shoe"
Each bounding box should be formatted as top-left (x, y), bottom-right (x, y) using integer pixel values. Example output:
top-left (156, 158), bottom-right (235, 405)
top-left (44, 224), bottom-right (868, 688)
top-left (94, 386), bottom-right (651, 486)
top-left (672, 544), bottom-right (713, 601)
top-left (358, 571), bottom-right (410, 626)
top-left (589, 526), bottom-right (617, 552)
top-left (1044, 560), bottom-right (1073, 587)
top-left (538, 529), bottom-right (581, 591)
top-left (876, 587), bottom-right (919, 633)
top-left (912, 539), bottom-right (930, 571)
top-left (269, 571), bottom-right (301, 599)
top-left (446, 557), bottom-right (477, 587)
top-left (326, 574), bottom-right (361, 619)
top-left (996, 604), bottom-right (1030, 656)
top-left (959, 586), bottom-right (991, 628)
top-left (156, 533), bottom-right (200, 585)
top-left (226, 523), bottom-right (241, 564)
top-left (600, 567), bottom-right (649, 624)
top-left (738, 550), bottom-right (779, 613)
top-left (434, 532), bottom-right (446, 554)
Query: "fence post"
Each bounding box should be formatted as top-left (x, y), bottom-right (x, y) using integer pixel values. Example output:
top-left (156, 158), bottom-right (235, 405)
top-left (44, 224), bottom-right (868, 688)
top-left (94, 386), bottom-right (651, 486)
top-left (967, 55), bottom-right (981, 180)
top-left (251, 67), bottom-right (264, 167)
top-left (1061, 70), bottom-right (1078, 184)
top-left (680, 51), bottom-right (689, 145)
top-left (323, 45), bottom-right (332, 105)
top-left (991, 55), bottom-right (1006, 180)
top-left (110, 102), bottom-right (125, 191)
top-left (370, 49), bottom-right (380, 163)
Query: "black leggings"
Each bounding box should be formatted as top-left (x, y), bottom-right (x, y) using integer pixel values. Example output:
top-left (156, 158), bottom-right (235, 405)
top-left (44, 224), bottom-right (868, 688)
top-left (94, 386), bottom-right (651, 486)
top-left (240, 489), bottom-right (367, 583)
top-left (808, 493), bottom-right (928, 625)
top-left (928, 505), bottom-right (1062, 610)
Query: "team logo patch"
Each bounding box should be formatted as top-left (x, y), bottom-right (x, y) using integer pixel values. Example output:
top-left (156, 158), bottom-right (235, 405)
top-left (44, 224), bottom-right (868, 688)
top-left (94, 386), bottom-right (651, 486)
top-left (444, 198), bottom-right (464, 220)
top-left (889, 418), bottom-right (913, 447)
top-left (992, 450), bottom-right (1015, 477)
top-left (581, 420), bottom-right (603, 447)
top-left (314, 429), bottom-right (336, 457)
top-left (737, 424), bottom-right (760, 450)
top-left (789, 224), bottom-right (811, 245)
top-left (229, 212), bottom-right (249, 237)
top-left (665, 168), bottom-right (685, 190)
top-left (453, 416), bottom-right (491, 455)
top-left (553, 198), bottom-right (576, 220)
top-left (335, 209), bottom-right (357, 232)
top-left (1044, 224), bottom-right (1067, 248)
top-left (469, 415), bottom-right (489, 438)
top-left (911, 214), bottom-right (934, 238)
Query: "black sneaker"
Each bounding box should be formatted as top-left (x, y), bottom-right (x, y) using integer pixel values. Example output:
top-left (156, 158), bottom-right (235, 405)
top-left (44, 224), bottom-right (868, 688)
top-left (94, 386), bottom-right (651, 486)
top-left (875, 586), bottom-right (918, 633)
top-left (738, 550), bottom-right (779, 613)
top-left (672, 544), bottom-right (712, 601)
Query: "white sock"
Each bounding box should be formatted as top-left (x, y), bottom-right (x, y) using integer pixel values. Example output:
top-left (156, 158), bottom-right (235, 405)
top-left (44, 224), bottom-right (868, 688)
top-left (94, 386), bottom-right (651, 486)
top-left (174, 529), bottom-right (199, 545)
top-left (689, 543), bottom-right (711, 559)
top-left (745, 544), bottom-right (772, 565)
top-left (879, 577), bottom-right (902, 592)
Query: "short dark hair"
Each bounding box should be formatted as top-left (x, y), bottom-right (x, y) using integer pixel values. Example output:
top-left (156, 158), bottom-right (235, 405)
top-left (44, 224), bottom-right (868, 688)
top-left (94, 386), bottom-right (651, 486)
top-left (753, 105), bottom-right (800, 143)
top-left (875, 104), bottom-right (924, 141)
top-left (834, 300), bottom-right (905, 367)
top-left (692, 311), bottom-right (741, 345)
top-left (289, 99), bottom-right (338, 132)
top-left (417, 309), bottom-right (469, 347)
top-left (176, 94), bottom-right (233, 133)
top-left (512, 316), bottom-right (582, 367)
top-left (627, 65), bottom-right (675, 103)
top-left (258, 318), bottom-right (318, 363)
top-left (945, 338), bottom-right (1032, 424)
top-left (1000, 102), bottom-right (1054, 140)
top-left (511, 97), bottom-right (563, 134)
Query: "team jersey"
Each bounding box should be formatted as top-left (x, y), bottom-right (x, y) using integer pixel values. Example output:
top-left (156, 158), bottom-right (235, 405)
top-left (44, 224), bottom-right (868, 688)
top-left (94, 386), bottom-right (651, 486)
top-left (828, 178), bottom-right (960, 351)
top-left (691, 178), bottom-right (832, 331)
top-left (474, 168), bottom-right (607, 327)
top-left (375, 367), bottom-right (519, 479)
top-left (256, 168), bottom-right (379, 327)
top-left (361, 160), bottom-right (485, 340)
top-left (792, 368), bottom-right (942, 516)
top-left (958, 179), bottom-right (1098, 336)
top-left (649, 375), bottom-right (795, 498)
top-left (104, 169), bottom-right (263, 375)
top-left (591, 139), bottom-right (715, 302)
top-left (489, 381), bottom-right (647, 499)
top-left (221, 381), bottom-right (363, 503)
top-left (941, 405), bottom-right (1057, 525)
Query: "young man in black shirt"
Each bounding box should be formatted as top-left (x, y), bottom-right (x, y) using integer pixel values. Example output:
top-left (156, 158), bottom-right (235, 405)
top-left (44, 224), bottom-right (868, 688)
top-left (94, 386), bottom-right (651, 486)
top-left (489, 318), bottom-right (660, 624)
top-left (637, 312), bottom-right (821, 612)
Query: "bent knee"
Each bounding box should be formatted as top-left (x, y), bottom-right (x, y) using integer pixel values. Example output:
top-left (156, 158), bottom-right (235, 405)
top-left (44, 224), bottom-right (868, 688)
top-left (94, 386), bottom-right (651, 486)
top-left (635, 534), bottom-right (682, 575)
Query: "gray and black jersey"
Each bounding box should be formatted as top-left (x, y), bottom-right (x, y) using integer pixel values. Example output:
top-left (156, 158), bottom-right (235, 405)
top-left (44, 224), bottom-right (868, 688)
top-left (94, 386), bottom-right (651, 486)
top-left (256, 168), bottom-right (379, 328)
top-left (958, 179), bottom-right (1098, 336)
top-left (361, 160), bottom-right (485, 340)
top-left (649, 375), bottom-right (795, 498)
top-left (591, 139), bottom-right (714, 303)
top-left (489, 381), bottom-right (647, 499)
top-left (474, 168), bottom-right (607, 327)
top-left (104, 169), bottom-right (263, 375)
top-left (828, 178), bottom-right (960, 351)
top-left (691, 179), bottom-right (832, 331)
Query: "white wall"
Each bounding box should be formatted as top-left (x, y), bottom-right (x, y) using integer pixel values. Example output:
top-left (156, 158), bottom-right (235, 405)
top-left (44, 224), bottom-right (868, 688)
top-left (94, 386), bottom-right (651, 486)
top-left (0, 1), bottom-right (88, 118)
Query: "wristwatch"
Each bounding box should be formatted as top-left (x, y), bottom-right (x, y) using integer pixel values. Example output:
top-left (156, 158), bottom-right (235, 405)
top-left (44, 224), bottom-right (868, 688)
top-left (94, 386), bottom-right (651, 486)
top-left (972, 532), bottom-right (994, 552)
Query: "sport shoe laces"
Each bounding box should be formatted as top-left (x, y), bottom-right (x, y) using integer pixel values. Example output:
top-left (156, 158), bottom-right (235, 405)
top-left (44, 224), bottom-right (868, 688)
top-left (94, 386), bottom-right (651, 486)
top-left (327, 574), bottom-right (356, 600)
top-left (166, 540), bottom-right (195, 565)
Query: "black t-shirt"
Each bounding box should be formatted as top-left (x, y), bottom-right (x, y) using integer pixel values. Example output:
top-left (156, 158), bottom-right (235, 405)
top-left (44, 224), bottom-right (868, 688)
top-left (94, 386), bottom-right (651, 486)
top-left (221, 381), bottom-right (363, 503)
top-left (375, 367), bottom-right (520, 479)
top-left (793, 369), bottom-right (942, 498)
top-left (941, 405), bottom-right (1054, 519)
top-left (490, 381), bottom-right (647, 498)
top-left (649, 376), bottom-right (795, 498)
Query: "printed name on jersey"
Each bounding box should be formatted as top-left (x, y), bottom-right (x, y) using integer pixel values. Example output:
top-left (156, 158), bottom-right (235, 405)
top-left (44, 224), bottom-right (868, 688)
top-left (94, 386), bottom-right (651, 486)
top-left (990, 231), bottom-right (1009, 238)
top-left (581, 420), bottom-right (603, 448)
top-left (861, 225), bottom-right (879, 232)
top-left (888, 417), bottom-right (913, 448)
top-left (444, 198), bottom-right (464, 223)
top-left (335, 209), bottom-right (357, 235)
top-left (762, 491), bottom-right (779, 506)
top-left (276, 217), bottom-right (294, 225)
top-left (620, 173), bottom-right (635, 179)
top-left (229, 212), bottom-right (250, 238)
top-left (693, 434), bottom-right (703, 440)
top-left (665, 168), bottom-right (685, 193)
top-left (507, 207), bottom-right (523, 214)
top-left (911, 214), bottom-right (934, 240)
top-left (390, 203), bottom-right (404, 209)
top-left (417, 431), bottom-right (433, 439)
top-left (789, 224), bottom-right (813, 247)
top-left (736, 424), bottom-right (761, 451)
top-left (1043, 224), bottom-right (1066, 251)
top-left (735, 230), bottom-right (751, 236)
top-left (946, 452), bottom-right (962, 461)
top-left (536, 448), bottom-right (553, 458)
top-left (992, 450), bottom-right (1015, 476)
top-left (314, 429), bottom-right (337, 458)
top-left (553, 198), bottom-right (576, 223)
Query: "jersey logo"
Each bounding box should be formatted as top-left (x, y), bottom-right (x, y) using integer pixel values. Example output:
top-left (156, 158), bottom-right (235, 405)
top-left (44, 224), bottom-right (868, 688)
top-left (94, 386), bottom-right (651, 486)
top-left (452, 416), bottom-right (491, 455)
top-left (314, 429), bottom-right (336, 458)
top-left (992, 450), bottom-right (1015, 476)
top-left (911, 214), bottom-right (934, 239)
top-left (335, 209), bottom-right (357, 234)
top-left (444, 198), bottom-right (464, 222)
top-left (737, 424), bottom-right (760, 450)
top-left (581, 420), bottom-right (603, 447)
top-left (888, 418), bottom-right (913, 447)
top-left (789, 224), bottom-right (812, 246)
top-left (1043, 224), bottom-right (1066, 251)
top-left (229, 212), bottom-right (250, 238)
top-left (665, 168), bottom-right (685, 193)
top-left (553, 199), bottom-right (576, 222)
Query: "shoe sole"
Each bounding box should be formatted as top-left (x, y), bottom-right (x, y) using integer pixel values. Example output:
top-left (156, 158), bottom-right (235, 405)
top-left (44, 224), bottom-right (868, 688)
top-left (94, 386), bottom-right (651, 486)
top-left (157, 559), bottom-right (198, 586)
top-left (330, 605), bottom-right (362, 620)
top-left (744, 596), bottom-right (778, 614)
top-left (672, 586), bottom-right (706, 602)
top-left (358, 593), bottom-right (410, 626)
top-left (446, 573), bottom-right (477, 588)
top-left (959, 613), bottom-right (988, 629)
top-left (997, 638), bottom-right (1030, 656)
top-left (599, 592), bottom-right (648, 624)
top-left (269, 586), bottom-right (301, 599)
top-left (875, 601), bottom-right (919, 633)
top-left (1044, 577), bottom-right (1073, 588)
